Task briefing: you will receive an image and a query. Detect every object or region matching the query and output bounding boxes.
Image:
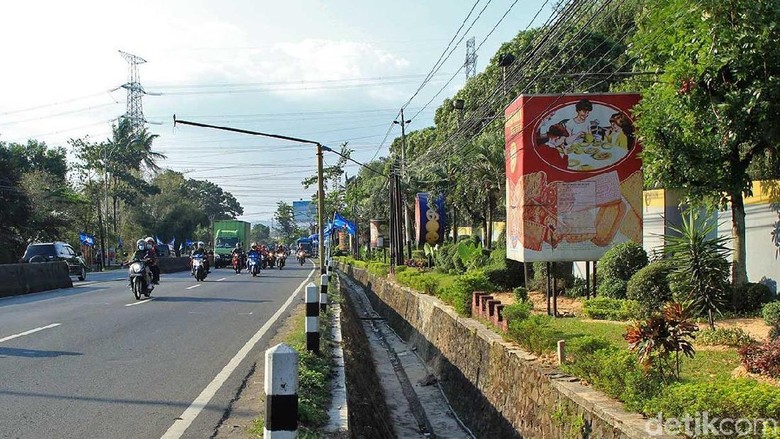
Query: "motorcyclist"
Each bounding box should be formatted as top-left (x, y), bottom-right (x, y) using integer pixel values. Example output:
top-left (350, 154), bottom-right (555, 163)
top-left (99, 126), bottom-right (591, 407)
top-left (145, 237), bottom-right (160, 285)
top-left (231, 242), bottom-right (245, 267)
top-left (190, 241), bottom-right (209, 272)
top-left (246, 243), bottom-right (260, 269)
top-left (127, 239), bottom-right (154, 290)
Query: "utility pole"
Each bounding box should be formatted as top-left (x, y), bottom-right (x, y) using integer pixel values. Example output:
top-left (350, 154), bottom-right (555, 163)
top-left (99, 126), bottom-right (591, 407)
top-left (316, 143), bottom-right (326, 274)
top-left (395, 109), bottom-right (412, 260)
top-left (119, 50), bottom-right (148, 132)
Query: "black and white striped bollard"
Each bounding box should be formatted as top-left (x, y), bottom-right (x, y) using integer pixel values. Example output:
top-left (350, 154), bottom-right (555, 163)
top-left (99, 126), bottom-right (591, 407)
top-left (305, 282), bottom-right (319, 354)
top-left (320, 274), bottom-right (328, 313)
top-left (327, 258), bottom-right (333, 274)
top-left (264, 343), bottom-right (298, 438)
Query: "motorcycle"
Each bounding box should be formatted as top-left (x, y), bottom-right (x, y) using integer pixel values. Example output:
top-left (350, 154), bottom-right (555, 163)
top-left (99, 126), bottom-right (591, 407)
top-left (231, 253), bottom-right (242, 274)
top-left (267, 251), bottom-right (276, 268)
top-left (276, 251), bottom-right (286, 269)
top-left (297, 250), bottom-right (306, 266)
top-left (247, 253), bottom-right (260, 277)
top-left (192, 254), bottom-right (207, 282)
top-left (128, 258), bottom-right (152, 300)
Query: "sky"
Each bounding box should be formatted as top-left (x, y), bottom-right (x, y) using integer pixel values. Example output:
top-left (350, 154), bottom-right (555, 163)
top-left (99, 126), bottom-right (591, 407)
top-left (0, 0), bottom-right (554, 224)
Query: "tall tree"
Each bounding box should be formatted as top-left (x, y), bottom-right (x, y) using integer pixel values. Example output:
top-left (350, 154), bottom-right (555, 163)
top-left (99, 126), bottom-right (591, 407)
top-left (273, 201), bottom-right (298, 244)
top-left (251, 223), bottom-right (271, 244)
top-left (632, 0), bottom-right (780, 286)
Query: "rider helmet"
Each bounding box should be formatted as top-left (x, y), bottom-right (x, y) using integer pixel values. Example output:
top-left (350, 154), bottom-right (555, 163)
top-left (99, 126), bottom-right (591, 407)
top-left (145, 237), bottom-right (155, 246)
top-left (136, 239), bottom-right (146, 251)
top-left (197, 241), bottom-right (205, 249)
top-left (250, 242), bottom-right (257, 249)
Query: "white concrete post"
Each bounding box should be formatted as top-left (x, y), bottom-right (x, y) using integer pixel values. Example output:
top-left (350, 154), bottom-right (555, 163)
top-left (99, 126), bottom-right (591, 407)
top-left (264, 343), bottom-right (298, 438)
top-left (320, 274), bottom-right (328, 313)
top-left (557, 340), bottom-right (566, 366)
top-left (305, 282), bottom-right (319, 354)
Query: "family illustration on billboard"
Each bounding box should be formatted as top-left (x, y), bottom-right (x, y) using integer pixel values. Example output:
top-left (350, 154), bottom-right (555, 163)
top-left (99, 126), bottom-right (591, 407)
top-left (536, 98), bottom-right (636, 172)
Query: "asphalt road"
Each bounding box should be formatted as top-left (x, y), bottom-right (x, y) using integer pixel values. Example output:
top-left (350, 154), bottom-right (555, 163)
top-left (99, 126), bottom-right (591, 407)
top-left (0, 258), bottom-right (316, 439)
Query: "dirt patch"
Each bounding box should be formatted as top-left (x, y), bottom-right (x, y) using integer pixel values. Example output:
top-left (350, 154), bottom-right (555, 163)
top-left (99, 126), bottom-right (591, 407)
top-left (527, 290), bottom-right (585, 316)
top-left (731, 365), bottom-right (780, 387)
top-left (707, 318), bottom-right (772, 341)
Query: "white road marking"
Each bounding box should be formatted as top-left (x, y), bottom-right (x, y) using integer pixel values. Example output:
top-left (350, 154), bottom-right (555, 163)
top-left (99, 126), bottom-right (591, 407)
top-left (186, 284), bottom-right (201, 290)
top-left (216, 278), bottom-right (226, 282)
top-left (0, 323), bottom-right (61, 343)
top-left (237, 312), bottom-right (254, 316)
top-left (160, 266), bottom-right (317, 439)
top-left (125, 298), bottom-right (154, 307)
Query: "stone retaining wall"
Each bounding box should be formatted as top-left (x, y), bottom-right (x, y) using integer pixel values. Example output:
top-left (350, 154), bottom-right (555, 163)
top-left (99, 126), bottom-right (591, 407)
top-left (336, 262), bottom-right (677, 439)
top-left (0, 262), bottom-right (73, 298)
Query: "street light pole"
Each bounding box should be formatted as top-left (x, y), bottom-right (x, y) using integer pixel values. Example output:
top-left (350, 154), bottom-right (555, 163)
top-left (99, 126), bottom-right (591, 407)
top-left (316, 143), bottom-right (326, 274)
top-left (395, 109), bottom-right (413, 260)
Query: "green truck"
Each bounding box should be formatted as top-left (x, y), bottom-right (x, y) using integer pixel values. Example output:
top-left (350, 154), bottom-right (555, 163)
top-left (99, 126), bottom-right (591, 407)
top-left (213, 220), bottom-right (251, 268)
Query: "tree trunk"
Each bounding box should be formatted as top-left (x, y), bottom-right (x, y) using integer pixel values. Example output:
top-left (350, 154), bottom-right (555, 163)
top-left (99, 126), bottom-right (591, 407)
top-left (486, 196), bottom-right (494, 250)
top-left (730, 191), bottom-right (748, 287)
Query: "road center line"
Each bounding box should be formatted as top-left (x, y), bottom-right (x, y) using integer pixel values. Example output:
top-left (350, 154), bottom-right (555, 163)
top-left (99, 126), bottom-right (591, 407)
top-left (186, 284), bottom-right (201, 290)
top-left (0, 323), bottom-right (61, 343)
top-left (160, 266), bottom-right (317, 439)
top-left (125, 298), bottom-right (155, 307)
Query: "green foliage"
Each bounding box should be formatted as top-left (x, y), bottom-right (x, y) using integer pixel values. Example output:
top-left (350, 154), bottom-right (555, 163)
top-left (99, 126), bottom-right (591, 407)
top-left (481, 248), bottom-right (524, 289)
top-left (507, 314), bottom-right (557, 355)
top-left (762, 301), bottom-right (780, 327)
top-left (440, 271), bottom-right (498, 316)
top-left (367, 262), bottom-right (390, 277)
top-left (731, 282), bottom-right (775, 313)
top-left (596, 278), bottom-right (629, 300)
top-left (697, 327), bottom-right (755, 348)
top-left (626, 260), bottom-right (673, 318)
top-left (665, 211), bottom-right (732, 329)
top-left (597, 242), bottom-right (648, 298)
top-left (643, 379), bottom-right (780, 421)
top-left (456, 240), bottom-right (488, 271)
top-left (273, 201), bottom-right (298, 244)
top-left (513, 286), bottom-right (528, 303)
top-left (562, 277), bottom-right (588, 298)
top-left (562, 344), bottom-right (665, 413)
top-left (582, 297), bottom-right (637, 321)
top-left (502, 300), bottom-right (533, 322)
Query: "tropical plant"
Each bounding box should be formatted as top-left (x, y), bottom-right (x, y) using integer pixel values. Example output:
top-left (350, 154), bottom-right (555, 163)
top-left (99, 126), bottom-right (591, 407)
top-left (624, 302), bottom-right (698, 381)
top-left (456, 240), bottom-right (486, 271)
top-left (665, 211), bottom-right (732, 329)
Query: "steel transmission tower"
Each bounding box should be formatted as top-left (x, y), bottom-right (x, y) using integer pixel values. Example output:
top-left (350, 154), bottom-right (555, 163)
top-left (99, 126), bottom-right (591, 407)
top-left (118, 50), bottom-right (148, 130)
top-left (464, 37), bottom-right (477, 79)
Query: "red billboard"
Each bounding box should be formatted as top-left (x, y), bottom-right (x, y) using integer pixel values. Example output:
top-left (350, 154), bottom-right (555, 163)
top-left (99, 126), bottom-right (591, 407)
top-left (505, 93), bottom-right (643, 262)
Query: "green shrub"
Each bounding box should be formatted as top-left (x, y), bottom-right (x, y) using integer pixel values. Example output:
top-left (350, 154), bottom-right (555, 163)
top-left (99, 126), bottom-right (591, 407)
top-left (562, 345), bottom-right (664, 413)
top-left (643, 379), bottom-right (780, 421)
top-left (566, 335), bottom-right (614, 360)
top-left (599, 241), bottom-right (649, 283)
top-left (394, 265), bottom-right (407, 273)
top-left (626, 260), bottom-right (672, 317)
top-left (597, 277), bottom-right (629, 299)
top-left (367, 262), bottom-right (389, 277)
top-left (562, 277), bottom-right (588, 298)
top-left (732, 282), bottom-right (775, 312)
top-left (411, 249), bottom-right (425, 259)
top-left (697, 327), bottom-right (755, 348)
top-left (502, 300), bottom-right (533, 322)
top-left (513, 286), bottom-right (529, 302)
top-left (582, 297), bottom-right (636, 321)
top-left (440, 271), bottom-right (498, 316)
top-left (763, 301), bottom-right (780, 327)
top-left (507, 314), bottom-right (557, 354)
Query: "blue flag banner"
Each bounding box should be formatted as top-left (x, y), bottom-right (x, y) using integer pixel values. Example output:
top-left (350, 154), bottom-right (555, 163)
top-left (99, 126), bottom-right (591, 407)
top-left (117, 237), bottom-right (123, 249)
top-left (333, 212), bottom-right (358, 236)
top-left (168, 237), bottom-right (175, 246)
top-left (186, 239), bottom-right (194, 248)
top-left (79, 232), bottom-right (95, 247)
top-left (156, 236), bottom-right (164, 246)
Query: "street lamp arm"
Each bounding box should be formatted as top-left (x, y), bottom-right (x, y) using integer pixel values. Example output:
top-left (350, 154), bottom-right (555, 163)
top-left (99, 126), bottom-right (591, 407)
top-left (173, 116), bottom-right (321, 146)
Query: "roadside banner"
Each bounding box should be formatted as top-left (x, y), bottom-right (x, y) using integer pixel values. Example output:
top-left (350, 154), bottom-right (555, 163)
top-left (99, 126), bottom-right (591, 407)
top-left (505, 93), bottom-right (643, 262)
